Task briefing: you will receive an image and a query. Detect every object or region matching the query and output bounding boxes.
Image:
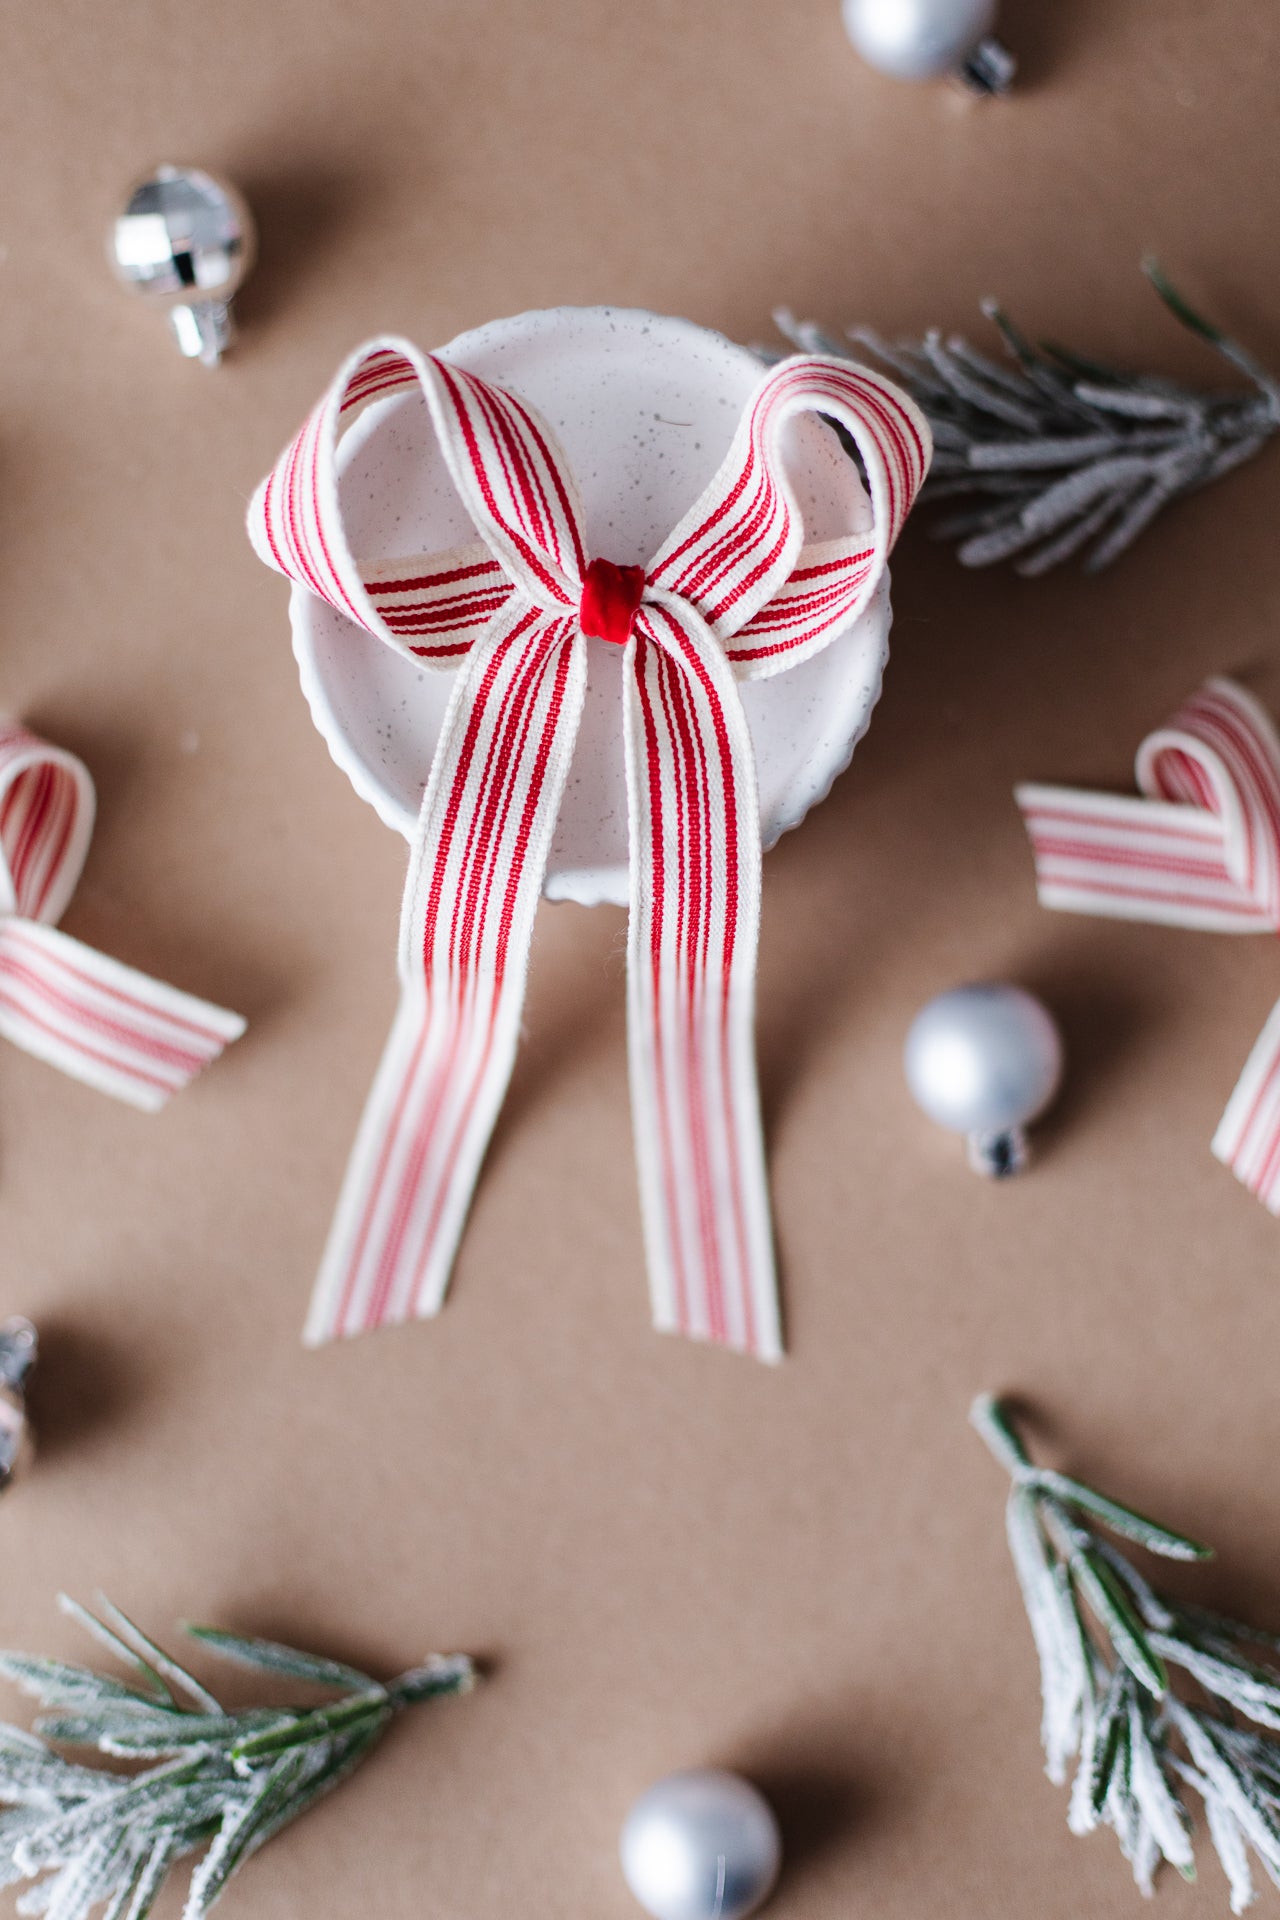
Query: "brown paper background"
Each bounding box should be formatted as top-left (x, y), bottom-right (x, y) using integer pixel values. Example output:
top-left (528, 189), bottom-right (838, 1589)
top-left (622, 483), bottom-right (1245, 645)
top-left (2, 2), bottom-right (1280, 1914)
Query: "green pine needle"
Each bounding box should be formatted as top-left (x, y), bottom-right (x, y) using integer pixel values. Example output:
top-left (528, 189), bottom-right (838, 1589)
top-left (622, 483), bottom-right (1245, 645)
top-left (0, 1599), bottom-right (476, 1920)
top-left (973, 1395), bottom-right (1280, 1911)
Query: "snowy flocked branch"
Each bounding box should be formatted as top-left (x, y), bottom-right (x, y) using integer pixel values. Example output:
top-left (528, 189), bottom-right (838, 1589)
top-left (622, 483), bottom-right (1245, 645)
top-left (774, 263), bottom-right (1280, 575)
top-left (973, 1393), bottom-right (1280, 1912)
top-left (0, 1597), bottom-right (476, 1920)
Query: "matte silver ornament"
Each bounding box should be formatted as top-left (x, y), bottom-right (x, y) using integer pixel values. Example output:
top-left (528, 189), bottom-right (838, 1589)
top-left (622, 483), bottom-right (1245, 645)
top-left (0, 1317), bottom-right (37, 1493)
top-left (620, 1770), bottom-right (781, 1920)
top-left (841, 0), bottom-right (1015, 92)
top-left (905, 983), bottom-right (1063, 1176)
top-left (109, 166), bottom-right (256, 366)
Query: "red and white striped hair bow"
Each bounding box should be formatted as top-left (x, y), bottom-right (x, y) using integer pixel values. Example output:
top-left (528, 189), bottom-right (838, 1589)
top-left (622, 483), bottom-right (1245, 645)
top-left (249, 339), bottom-right (929, 1355)
top-left (0, 725), bottom-right (244, 1109)
top-left (1018, 677), bottom-right (1280, 1211)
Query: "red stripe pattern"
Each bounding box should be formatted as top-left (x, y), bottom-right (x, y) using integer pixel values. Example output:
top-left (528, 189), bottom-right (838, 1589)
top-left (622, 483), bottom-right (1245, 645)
top-left (249, 337), bottom-right (930, 1353)
top-left (1017, 678), bottom-right (1280, 1210)
top-left (648, 358), bottom-right (925, 672)
top-left (0, 725), bottom-right (244, 1110)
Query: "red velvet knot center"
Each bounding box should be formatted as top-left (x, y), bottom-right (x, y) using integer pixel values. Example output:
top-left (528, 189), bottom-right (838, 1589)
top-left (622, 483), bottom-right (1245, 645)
top-left (579, 557), bottom-right (647, 648)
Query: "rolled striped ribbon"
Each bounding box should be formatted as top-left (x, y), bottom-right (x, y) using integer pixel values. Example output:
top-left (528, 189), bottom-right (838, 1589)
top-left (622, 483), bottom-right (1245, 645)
top-left (0, 725), bottom-right (244, 1109)
top-left (249, 339), bottom-right (930, 1355)
top-left (1017, 677), bottom-right (1280, 1210)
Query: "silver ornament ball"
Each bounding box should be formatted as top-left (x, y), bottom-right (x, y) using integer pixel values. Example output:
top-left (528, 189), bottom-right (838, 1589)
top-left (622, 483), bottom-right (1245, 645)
top-left (840, 0), bottom-right (1013, 90)
top-left (620, 1770), bottom-right (781, 1920)
top-left (110, 166), bottom-right (256, 366)
top-left (904, 983), bottom-right (1063, 1176)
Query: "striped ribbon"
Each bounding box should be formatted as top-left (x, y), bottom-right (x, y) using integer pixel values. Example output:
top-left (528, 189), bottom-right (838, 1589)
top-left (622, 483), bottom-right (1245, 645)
top-left (249, 338), bottom-right (929, 1355)
top-left (0, 725), bottom-right (244, 1109)
top-left (1017, 677), bottom-right (1280, 1210)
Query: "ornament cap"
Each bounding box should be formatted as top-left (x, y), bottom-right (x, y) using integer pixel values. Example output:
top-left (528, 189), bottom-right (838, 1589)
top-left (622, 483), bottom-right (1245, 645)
top-left (0, 1317), bottom-right (37, 1396)
top-left (0, 1317), bottom-right (36, 1494)
top-left (170, 298), bottom-right (234, 366)
top-left (960, 34), bottom-right (1015, 92)
top-left (967, 1123), bottom-right (1030, 1177)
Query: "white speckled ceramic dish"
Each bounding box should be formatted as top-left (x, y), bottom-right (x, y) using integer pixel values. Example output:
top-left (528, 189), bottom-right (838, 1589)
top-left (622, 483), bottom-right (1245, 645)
top-left (291, 306), bottom-right (893, 906)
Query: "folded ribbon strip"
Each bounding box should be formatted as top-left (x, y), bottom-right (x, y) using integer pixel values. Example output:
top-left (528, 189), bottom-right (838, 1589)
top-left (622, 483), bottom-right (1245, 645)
top-left (1018, 677), bottom-right (1280, 1210)
top-left (0, 725), bottom-right (245, 1108)
top-left (250, 339), bottom-right (930, 1354)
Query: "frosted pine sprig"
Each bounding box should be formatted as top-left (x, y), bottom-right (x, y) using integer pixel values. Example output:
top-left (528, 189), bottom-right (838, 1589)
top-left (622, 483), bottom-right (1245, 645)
top-left (972, 1394), bottom-right (1280, 1911)
top-left (774, 263), bottom-right (1280, 574)
top-left (0, 1596), bottom-right (476, 1920)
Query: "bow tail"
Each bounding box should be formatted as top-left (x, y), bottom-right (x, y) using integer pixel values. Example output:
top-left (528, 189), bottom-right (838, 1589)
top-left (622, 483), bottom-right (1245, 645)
top-left (306, 605), bottom-right (585, 1344)
top-left (0, 919), bottom-right (244, 1110)
top-left (623, 602), bottom-right (780, 1360)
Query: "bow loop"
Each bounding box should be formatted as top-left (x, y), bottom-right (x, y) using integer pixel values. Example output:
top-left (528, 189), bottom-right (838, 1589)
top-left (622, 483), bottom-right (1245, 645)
top-left (0, 724), bottom-right (95, 924)
top-left (249, 339), bottom-right (589, 663)
top-left (1134, 679), bottom-right (1280, 922)
top-left (646, 355), bottom-right (930, 679)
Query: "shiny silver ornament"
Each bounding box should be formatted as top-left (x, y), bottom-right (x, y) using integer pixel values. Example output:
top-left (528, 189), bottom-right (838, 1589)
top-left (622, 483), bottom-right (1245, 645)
top-left (109, 166), bottom-right (256, 366)
top-left (620, 1770), bottom-right (781, 1920)
top-left (0, 1317), bottom-right (37, 1493)
top-left (841, 0), bottom-right (1015, 92)
top-left (905, 983), bottom-right (1063, 1176)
